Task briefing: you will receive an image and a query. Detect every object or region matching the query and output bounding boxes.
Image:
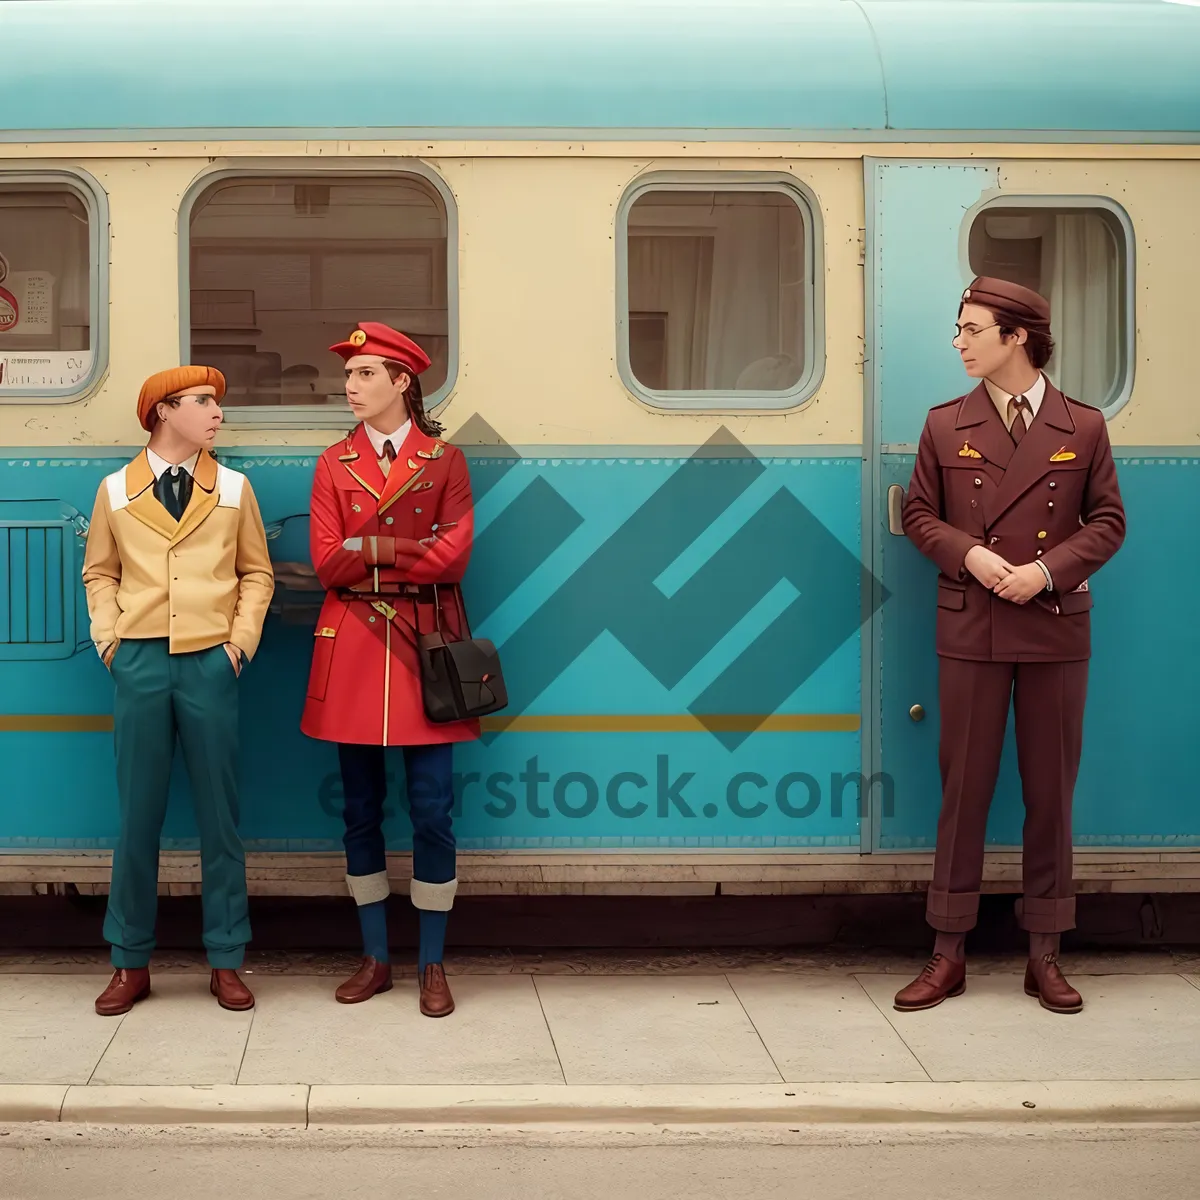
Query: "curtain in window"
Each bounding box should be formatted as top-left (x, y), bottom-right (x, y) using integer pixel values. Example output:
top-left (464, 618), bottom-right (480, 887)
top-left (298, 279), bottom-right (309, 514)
top-left (1043, 214), bottom-right (1121, 404)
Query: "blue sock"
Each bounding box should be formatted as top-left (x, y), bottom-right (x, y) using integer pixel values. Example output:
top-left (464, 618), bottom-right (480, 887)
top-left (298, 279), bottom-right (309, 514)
top-left (357, 900), bottom-right (389, 962)
top-left (418, 910), bottom-right (447, 973)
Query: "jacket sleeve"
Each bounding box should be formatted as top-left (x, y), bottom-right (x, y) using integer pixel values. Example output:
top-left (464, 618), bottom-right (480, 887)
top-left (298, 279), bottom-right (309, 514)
top-left (309, 455), bottom-right (373, 591)
top-left (228, 480), bottom-right (276, 662)
top-left (368, 448), bottom-right (475, 584)
top-left (1038, 417), bottom-right (1126, 594)
top-left (901, 417), bottom-right (983, 580)
top-left (80, 485), bottom-right (122, 660)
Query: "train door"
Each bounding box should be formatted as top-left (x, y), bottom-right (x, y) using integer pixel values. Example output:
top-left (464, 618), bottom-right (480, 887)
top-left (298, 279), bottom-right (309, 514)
top-left (862, 158), bottom-right (1029, 853)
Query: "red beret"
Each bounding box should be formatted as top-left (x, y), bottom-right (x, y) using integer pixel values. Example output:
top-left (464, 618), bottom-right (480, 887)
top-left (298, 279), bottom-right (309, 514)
top-left (329, 321), bottom-right (431, 375)
top-left (960, 277), bottom-right (1051, 330)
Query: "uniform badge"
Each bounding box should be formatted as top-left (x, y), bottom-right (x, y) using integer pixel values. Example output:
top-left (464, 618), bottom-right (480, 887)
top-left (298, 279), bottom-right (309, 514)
top-left (1049, 448), bottom-right (1076, 461)
top-left (349, 329), bottom-right (367, 347)
top-left (338, 452), bottom-right (359, 462)
top-left (417, 441), bottom-right (445, 460)
top-left (412, 480), bottom-right (434, 491)
top-left (408, 457), bottom-right (419, 470)
top-left (957, 442), bottom-right (982, 459)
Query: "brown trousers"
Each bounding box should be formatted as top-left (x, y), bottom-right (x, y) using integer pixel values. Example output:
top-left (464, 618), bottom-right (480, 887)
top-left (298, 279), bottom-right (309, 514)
top-left (926, 656), bottom-right (1088, 934)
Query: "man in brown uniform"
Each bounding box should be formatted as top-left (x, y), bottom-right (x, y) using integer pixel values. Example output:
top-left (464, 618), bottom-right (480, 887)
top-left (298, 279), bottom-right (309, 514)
top-left (895, 277), bottom-right (1125, 1015)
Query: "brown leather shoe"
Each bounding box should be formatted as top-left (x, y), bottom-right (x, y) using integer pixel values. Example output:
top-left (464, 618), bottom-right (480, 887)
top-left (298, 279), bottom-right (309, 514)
top-left (893, 954), bottom-right (966, 1012)
top-left (210, 969), bottom-right (255, 1011)
top-left (94, 968), bottom-right (151, 1016)
top-left (335, 957), bottom-right (393, 1004)
top-left (419, 963), bottom-right (455, 1017)
top-left (1024, 954), bottom-right (1083, 1014)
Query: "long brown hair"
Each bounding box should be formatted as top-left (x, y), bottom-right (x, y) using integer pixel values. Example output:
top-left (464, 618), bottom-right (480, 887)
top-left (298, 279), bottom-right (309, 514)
top-left (383, 361), bottom-right (443, 436)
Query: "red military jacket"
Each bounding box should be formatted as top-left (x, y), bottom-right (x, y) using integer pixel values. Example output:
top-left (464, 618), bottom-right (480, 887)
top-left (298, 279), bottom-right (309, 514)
top-left (902, 379), bottom-right (1125, 662)
top-left (300, 421), bottom-right (480, 746)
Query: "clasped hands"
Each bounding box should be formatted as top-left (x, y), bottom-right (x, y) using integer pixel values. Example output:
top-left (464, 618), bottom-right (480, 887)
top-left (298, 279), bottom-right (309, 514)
top-left (963, 545), bottom-right (1047, 605)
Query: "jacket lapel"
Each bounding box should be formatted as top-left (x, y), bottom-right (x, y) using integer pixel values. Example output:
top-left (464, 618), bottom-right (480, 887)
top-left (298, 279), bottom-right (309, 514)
top-left (338, 424), bottom-right (386, 500)
top-left (954, 383), bottom-right (1013, 474)
top-left (169, 450), bottom-right (220, 546)
top-left (123, 450), bottom-right (178, 541)
top-left (988, 382), bottom-right (1077, 524)
top-left (378, 424), bottom-right (437, 517)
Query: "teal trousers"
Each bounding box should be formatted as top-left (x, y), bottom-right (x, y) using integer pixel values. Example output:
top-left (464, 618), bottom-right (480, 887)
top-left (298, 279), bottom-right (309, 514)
top-left (103, 638), bottom-right (250, 969)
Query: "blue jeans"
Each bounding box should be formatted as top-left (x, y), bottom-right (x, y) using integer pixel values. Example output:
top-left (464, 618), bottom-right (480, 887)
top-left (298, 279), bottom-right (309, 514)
top-left (338, 743), bottom-right (456, 909)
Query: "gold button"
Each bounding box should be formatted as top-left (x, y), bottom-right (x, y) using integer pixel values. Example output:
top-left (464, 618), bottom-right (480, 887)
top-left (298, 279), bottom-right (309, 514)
top-left (1048, 481), bottom-right (1057, 489)
top-left (1037, 531), bottom-right (1047, 539)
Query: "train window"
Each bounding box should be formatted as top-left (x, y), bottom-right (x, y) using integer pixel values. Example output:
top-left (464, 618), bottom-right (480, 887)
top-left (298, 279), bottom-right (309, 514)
top-left (618, 182), bottom-right (816, 408)
top-left (0, 176), bottom-right (103, 400)
top-left (967, 203), bottom-right (1131, 408)
top-left (186, 173), bottom-right (452, 413)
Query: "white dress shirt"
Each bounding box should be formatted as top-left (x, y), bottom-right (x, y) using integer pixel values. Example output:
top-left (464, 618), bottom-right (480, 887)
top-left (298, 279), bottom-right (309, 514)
top-left (364, 420), bottom-right (411, 463)
top-left (983, 373), bottom-right (1054, 592)
top-left (145, 448), bottom-right (199, 479)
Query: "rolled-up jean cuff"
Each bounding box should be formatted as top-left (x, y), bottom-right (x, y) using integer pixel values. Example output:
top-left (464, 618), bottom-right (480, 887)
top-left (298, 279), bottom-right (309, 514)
top-left (206, 948), bottom-right (246, 970)
top-left (926, 890), bottom-right (979, 933)
top-left (410, 877), bottom-right (457, 912)
top-left (346, 870), bottom-right (391, 906)
top-left (1016, 895), bottom-right (1076, 933)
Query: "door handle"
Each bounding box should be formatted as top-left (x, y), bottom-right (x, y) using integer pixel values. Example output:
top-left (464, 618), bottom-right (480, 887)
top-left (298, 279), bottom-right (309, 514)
top-left (887, 484), bottom-right (906, 536)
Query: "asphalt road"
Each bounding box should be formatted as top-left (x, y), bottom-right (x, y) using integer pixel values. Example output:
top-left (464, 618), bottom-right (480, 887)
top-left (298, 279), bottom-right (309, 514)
top-left (4, 1125), bottom-right (1200, 1199)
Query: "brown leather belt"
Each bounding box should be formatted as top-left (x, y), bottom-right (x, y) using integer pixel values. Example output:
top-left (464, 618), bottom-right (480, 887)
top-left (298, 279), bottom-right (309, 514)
top-left (339, 583), bottom-right (439, 603)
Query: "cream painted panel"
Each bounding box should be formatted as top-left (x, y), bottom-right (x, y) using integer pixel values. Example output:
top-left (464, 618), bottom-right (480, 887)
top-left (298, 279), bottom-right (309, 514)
top-left (436, 155), bottom-right (864, 448)
top-left (999, 159), bottom-right (1200, 446)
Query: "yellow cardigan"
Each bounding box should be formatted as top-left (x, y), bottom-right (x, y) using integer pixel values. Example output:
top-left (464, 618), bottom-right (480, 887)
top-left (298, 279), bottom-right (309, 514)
top-left (82, 448), bottom-right (274, 661)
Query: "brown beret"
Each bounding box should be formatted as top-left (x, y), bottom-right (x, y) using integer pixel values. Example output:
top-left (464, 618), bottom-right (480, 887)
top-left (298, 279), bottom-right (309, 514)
top-left (137, 366), bottom-right (226, 431)
top-left (960, 276), bottom-right (1051, 330)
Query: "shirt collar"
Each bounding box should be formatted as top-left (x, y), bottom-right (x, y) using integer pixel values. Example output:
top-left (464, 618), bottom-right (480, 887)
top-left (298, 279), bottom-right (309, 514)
top-left (363, 420), bottom-right (411, 459)
top-left (984, 372), bottom-right (1046, 418)
top-left (145, 447), bottom-right (199, 479)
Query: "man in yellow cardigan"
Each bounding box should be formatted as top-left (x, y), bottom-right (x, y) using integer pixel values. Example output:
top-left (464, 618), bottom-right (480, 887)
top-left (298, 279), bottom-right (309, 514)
top-left (82, 367), bottom-right (274, 1015)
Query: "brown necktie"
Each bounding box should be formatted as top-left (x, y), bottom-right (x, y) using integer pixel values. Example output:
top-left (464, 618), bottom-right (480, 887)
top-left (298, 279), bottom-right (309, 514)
top-left (383, 440), bottom-right (397, 462)
top-left (1008, 396), bottom-right (1030, 445)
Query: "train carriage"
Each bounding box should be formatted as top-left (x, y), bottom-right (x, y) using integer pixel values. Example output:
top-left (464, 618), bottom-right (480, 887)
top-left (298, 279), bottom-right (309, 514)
top-left (1, 0), bottom-right (1198, 901)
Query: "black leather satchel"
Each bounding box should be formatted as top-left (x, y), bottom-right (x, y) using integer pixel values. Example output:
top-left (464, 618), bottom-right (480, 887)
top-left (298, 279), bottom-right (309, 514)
top-left (417, 584), bottom-right (508, 723)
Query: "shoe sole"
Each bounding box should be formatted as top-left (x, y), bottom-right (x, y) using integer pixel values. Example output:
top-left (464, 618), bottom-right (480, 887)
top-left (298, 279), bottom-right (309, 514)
top-left (1025, 983), bottom-right (1082, 1014)
top-left (420, 1002), bottom-right (455, 1018)
top-left (335, 979), bottom-right (394, 1004)
top-left (893, 980), bottom-right (965, 1012)
top-left (95, 987), bottom-right (151, 1017)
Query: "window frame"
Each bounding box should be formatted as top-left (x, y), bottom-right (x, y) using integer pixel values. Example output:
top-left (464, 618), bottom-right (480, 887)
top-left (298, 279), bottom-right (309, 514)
top-left (178, 160), bottom-right (459, 431)
top-left (959, 192), bottom-right (1136, 417)
top-left (0, 167), bottom-right (109, 404)
top-left (615, 171), bottom-right (825, 412)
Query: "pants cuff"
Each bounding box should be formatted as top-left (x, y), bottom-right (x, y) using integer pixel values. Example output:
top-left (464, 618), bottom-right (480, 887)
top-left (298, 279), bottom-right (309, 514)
top-left (346, 870), bottom-right (391, 906)
top-left (1016, 896), bottom-right (1076, 933)
top-left (110, 948), bottom-right (151, 970)
top-left (206, 948), bottom-right (246, 970)
top-left (410, 877), bottom-right (458, 912)
top-left (926, 890), bottom-right (979, 933)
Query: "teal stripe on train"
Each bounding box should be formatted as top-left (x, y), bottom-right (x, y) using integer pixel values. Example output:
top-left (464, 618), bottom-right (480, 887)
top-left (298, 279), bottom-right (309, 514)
top-left (0, 450), bottom-right (867, 851)
top-left (2, 0), bottom-right (1199, 137)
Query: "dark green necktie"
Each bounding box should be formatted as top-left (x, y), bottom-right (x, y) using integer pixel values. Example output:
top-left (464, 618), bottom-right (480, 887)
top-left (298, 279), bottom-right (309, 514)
top-left (154, 468), bottom-right (193, 521)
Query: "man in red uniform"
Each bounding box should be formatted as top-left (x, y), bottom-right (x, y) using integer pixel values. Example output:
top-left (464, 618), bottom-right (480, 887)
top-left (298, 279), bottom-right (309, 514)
top-left (302, 322), bottom-right (478, 1016)
top-left (895, 277), bottom-right (1125, 1015)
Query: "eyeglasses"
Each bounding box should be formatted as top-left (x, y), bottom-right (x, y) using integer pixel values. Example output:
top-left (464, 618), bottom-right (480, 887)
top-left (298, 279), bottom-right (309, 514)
top-left (953, 323), bottom-right (999, 343)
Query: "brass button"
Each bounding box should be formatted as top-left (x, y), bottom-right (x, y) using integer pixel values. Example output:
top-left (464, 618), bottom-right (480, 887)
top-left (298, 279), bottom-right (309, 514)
top-left (1048, 481), bottom-right (1057, 490)
top-left (1037, 531), bottom-right (1047, 539)
top-left (1047, 502), bottom-right (1054, 509)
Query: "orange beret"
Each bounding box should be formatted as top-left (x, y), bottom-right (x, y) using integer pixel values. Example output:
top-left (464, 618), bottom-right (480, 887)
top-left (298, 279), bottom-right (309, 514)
top-left (329, 321), bottom-right (431, 375)
top-left (137, 366), bottom-right (226, 431)
top-left (960, 276), bottom-right (1051, 330)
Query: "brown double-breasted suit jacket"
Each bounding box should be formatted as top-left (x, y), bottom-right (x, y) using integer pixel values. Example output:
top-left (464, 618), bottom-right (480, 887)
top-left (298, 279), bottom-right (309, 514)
top-left (902, 379), bottom-right (1125, 662)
